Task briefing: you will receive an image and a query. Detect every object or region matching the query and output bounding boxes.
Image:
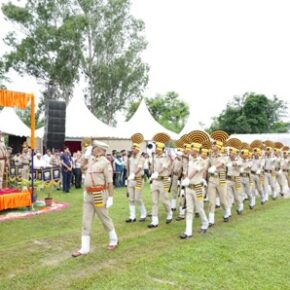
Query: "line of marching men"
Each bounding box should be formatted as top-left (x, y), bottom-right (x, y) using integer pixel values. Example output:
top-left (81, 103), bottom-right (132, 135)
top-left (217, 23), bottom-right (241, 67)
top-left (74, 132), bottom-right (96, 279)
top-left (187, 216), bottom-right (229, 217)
top-left (72, 131), bottom-right (290, 257)
top-left (125, 131), bottom-right (290, 239)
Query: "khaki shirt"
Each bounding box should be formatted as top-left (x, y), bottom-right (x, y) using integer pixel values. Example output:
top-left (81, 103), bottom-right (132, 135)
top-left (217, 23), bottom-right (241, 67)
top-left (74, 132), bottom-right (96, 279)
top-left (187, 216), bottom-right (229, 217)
top-left (84, 156), bottom-right (113, 187)
top-left (274, 157), bottom-right (281, 170)
top-left (182, 156), bottom-right (189, 176)
top-left (209, 154), bottom-right (226, 173)
top-left (281, 158), bottom-right (289, 171)
top-left (153, 153), bottom-right (171, 177)
top-left (128, 153), bottom-right (145, 177)
top-left (251, 157), bottom-right (265, 172)
top-left (240, 158), bottom-right (252, 173)
top-left (172, 158), bottom-right (183, 176)
top-left (226, 157), bottom-right (242, 177)
top-left (20, 152), bottom-right (31, 165)
top-left (188, 157), bottom-right (206, 184)
top-left (264, 156), bottom-right (276, 171)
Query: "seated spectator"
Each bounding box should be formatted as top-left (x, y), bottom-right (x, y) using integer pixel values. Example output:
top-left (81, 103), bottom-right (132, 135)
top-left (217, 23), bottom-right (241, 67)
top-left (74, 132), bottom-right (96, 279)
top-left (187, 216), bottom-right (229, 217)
top-left (33, 152), bottom-right (45, 169)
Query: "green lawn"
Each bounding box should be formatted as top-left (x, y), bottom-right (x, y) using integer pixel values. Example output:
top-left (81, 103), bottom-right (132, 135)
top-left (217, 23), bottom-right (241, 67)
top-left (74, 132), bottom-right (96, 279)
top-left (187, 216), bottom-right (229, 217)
top-left (1, 184), bottom-right (290, 290)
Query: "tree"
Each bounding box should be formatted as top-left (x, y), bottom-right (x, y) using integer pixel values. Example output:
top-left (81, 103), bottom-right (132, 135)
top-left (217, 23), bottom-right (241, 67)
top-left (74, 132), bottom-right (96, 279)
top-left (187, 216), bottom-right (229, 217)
top-left (77, 0), bottom-right (149, 125)
top-left (126, 92), bottom-right (190, 133)
top-left (1, 0), bottom-right (85, 103)
top-left (209, 93), bottom-right (290, 134)
top-left (1, 0), bottom-right (149, 125)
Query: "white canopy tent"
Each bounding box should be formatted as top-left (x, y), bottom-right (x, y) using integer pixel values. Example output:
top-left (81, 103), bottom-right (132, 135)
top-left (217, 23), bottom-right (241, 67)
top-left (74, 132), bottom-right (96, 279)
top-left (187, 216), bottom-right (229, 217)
top-left (0, 107), bottom-right (31, 137)
top-left (230, 133), bottom-right (290, 146)
top-left (37, 95), bottom-right (122, 139)
top-left (179, 113), bottom-right (204, 137)
top-left (116, 99), bottom-right (179, 140)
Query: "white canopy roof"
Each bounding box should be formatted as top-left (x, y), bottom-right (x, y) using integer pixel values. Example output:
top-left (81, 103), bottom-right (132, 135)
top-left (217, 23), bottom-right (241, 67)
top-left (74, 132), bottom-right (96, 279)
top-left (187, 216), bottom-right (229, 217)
top-left (116, 99), bottom-right (179, 140)
top-left (37, 95), bottom-right (122, 139)
top-left (179, 113), bottom-right (204, 137)
top-left (0, 107), bottom-right (31, 137)
top-left (230, 133), bottom-right (290, 146)
top-left (65, 95), bottom-right (122, 139)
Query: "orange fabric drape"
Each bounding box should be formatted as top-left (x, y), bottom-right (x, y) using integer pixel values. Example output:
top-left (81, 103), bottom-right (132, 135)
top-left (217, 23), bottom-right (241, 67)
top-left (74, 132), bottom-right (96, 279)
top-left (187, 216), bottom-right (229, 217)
top-left (0, 190), bottom-right (32, 211)
top-left (0, 90), bottom-right (31, 109)
top-left (30, 94), bottom-right (35, 149)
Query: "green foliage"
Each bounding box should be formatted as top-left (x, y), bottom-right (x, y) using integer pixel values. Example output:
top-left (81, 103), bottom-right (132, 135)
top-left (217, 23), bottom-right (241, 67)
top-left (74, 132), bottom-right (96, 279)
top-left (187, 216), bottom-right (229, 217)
top-left (1, 0), bottom-right (149, 124)
top-left (209, 92), bottom-right (289, 134)
top-left (1, 0), bottom-right (85, 103)
top-left (126, 91), bottom-right (190, 133)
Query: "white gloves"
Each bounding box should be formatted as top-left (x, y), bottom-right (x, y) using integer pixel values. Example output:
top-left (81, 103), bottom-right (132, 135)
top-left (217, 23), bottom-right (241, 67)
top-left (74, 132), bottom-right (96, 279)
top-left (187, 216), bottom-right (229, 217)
top-left (278, 169), bottom-right (282, 175)
top-left (208, 165), bottom-right (216, 174)
top-left (181, 177), bottom-right (190, 187)
top-left (202, 178), bottom-right (207, 187)
top-left (240, 167), bottom-right (244, 174)
top-left (256, 169), bottom-right (261, 175)
top-left (151, 172), bottom-right (159, 179)
top-left (84, 145), bottom-right (92, 159)
top-left (106, 196), bottom-right (113, 208)
top-left (128, 173), bottom-right (135, 181)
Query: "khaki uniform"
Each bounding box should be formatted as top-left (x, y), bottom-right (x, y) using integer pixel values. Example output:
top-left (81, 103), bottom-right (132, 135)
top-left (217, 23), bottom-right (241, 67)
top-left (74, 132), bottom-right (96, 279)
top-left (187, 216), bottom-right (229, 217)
top-left (170, 157), bottom-right (183, 210)
top-left (183, 157), bottom-right (208, 236)
top-left (251, 157), bottom-right (266, 203)
top-left (176, 156), bottom-right (189, 218)
top-left (240, 158), bottom-right (255, 208)
top-left (0, 142), bottom-right (7, 188)
top-left (82, 155), bottom-right (117, 239)
top-left (226, 157), bottom-right (244, 213)
top-left (207, 154), bottom-right (230, 224)
top-left (279, 157), bottom-right (289, 196)
top-left (127, 153), bottom-right (147, 219)
top-left (150, 153), bottom-right (172, 225)
top-left (20, 152), bottom-right (31, 180)
top-left (264, 155), bottom-right (279, 199)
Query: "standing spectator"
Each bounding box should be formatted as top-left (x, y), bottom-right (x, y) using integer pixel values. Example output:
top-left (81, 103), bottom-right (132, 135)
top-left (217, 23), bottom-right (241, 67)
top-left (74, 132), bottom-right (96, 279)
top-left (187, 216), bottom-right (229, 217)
top-left (61, 146), bottom-right (73, 193)
top-left (112, 150), bottom-right (117, 186)
top-left (121, 150), bottom-right (128, 186)
top-left (114, 153), bottom-right (124, 187)
top-left (73, 151), bottom-right (82, 189)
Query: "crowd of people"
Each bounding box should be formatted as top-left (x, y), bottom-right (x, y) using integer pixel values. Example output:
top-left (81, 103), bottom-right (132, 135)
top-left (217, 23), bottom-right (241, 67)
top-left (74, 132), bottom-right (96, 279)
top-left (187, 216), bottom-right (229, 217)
top-left (1, 130), bottom-right (289, 257)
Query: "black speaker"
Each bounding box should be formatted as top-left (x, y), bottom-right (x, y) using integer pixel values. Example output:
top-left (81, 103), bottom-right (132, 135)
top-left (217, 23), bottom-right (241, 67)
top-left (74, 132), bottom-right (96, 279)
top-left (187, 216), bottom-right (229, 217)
top-left (43, 100), bottom-right (66, 150)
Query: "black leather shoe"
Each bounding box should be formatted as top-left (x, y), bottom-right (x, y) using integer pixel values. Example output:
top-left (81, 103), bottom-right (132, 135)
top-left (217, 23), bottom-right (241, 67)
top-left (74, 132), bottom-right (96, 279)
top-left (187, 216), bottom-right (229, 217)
top-left (195, 213), bottom-right (200, 218)
top-left (249, 205), bottom-right (254, 210)
top-left (261, 200), bottom-right (266, 205)
top-left (179, 233), bottom-right (192, 240)
top-left (166, 219), bottom-right (172, 224)
top-left (171, 208), bottom-right (176, 211)
top-left (215, 205), bottom-right (221, 208)
top-left (147, 224), bottom-right (158, 229)
top-left (125, 218), bottom-right (136, 223)
top-left (199, 229), bottom-right (207, 234)
top-left (147, 213), bottom-right (152, 217)
top-left (209, 223), bottom-right (214, 227)
top-left (236, 209), bottom-right (242, 215)
top-left (139, 217), bottom-right (146, 222)
top-left (223, 217), bottom-right (229, 222)
top-left (176, 216), bottom-right (185, 221)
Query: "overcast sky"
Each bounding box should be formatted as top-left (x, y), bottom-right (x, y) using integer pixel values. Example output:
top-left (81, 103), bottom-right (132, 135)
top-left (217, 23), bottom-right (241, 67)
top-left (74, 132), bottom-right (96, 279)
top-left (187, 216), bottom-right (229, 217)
top-left (1, 0), bottom-right (290, 127)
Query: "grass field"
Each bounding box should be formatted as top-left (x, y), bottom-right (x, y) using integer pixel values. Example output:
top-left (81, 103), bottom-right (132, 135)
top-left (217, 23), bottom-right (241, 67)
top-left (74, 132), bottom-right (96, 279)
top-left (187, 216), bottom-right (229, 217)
top-left (1, 184), bottom-right (290, 290)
